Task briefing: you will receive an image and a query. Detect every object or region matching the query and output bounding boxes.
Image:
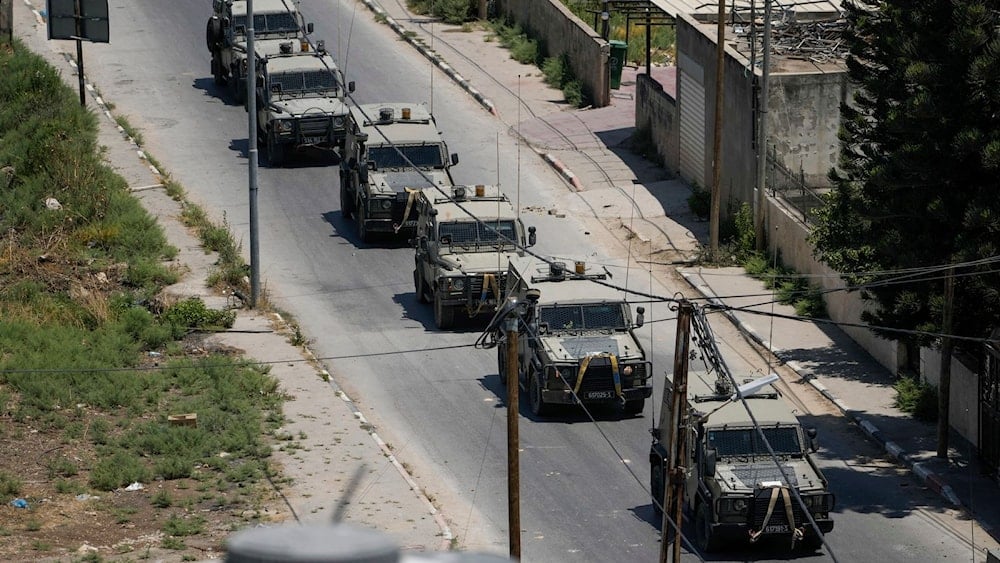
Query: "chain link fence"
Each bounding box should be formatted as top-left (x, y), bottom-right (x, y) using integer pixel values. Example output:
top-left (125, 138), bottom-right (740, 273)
top-left (766, 145), bottom-right (828, 226)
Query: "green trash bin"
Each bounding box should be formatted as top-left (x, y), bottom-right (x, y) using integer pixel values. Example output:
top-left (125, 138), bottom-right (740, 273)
top-left (609, 40), bottom-right (628, 90)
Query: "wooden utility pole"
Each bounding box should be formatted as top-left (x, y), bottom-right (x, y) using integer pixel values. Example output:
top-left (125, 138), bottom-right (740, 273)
top-left (936, 267), bottom-right (955, 458)
top-left (478, 0), bottom-right (487, 20)
top-left (709, 0), bottom-right (726, 252)
top-left (660, 301), bottom-right (692, 563)
top-left (753, 0), bottom-right (772, 252)
top-left (505, 316), bottom-right (521, 560)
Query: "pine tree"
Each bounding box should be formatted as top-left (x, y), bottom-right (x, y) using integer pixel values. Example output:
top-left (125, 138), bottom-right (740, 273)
top-left (810, 1), bottom-right (1000, 453)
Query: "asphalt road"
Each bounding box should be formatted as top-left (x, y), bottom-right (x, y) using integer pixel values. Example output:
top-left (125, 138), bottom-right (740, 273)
top-left (71, 1), bottom-right (985, 561)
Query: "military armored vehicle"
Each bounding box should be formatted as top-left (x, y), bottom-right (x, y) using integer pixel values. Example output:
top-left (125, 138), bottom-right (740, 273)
top-left (340, 103), bottom-right (459, 242)
top-left (205, 0), bottom-right (314, 104)
top-left (499, 256), bottom-right (652, 417)
top-left (411, 184), bottom-right (535, 329)
top-left (649, 368), bottom-right (835, 553)
top-left (254, 49), bottom-right (355, 166)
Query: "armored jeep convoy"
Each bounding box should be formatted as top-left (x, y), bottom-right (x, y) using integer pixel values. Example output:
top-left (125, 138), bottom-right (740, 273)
top-left (254, 49), bottom-right (354, 166)
top-left (499, 256), bottom-right (652, 417)
top-left (206, 0), bottom-right (314, 104)
top-left (340, 103), bottom-right (459, 242)
top-left (412, 184), bottom-right (535, 329)
top-left (649, 368), bottom-right (835, 553)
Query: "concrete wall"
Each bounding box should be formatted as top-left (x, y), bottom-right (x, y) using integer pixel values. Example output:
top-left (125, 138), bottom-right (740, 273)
top-left (768, 72), bottom-right (850, 187)
top-left (922, 349), bottom-right (980, 446)
top-left (496, 0), bottom-right (610, 108)
top-left (675, 15), bottom-right (756, 212)
top-left (635, 74), bottom-right (679, 174)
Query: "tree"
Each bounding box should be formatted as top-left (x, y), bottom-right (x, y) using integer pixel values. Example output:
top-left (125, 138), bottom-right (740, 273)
top-left (810, 1), bottom-right (1000, 455)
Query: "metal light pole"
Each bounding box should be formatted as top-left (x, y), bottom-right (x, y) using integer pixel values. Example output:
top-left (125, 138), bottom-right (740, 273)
top-left (247, 0), bottom-right (261, 308)
top-left (709, 0), bottom-right (726, 252)
top-left (504, 314), bottom-right (521, 560)
top-left (754, 0), bottom-right (773, 252)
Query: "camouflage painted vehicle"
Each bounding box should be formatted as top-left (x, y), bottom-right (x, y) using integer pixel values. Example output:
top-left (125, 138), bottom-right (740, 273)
top-left (254, 49), bottom-right (354, 166)
top-left (649, 371), bottom-right (835, 553)
top-left (412, 185), bottom-right (536, 329)
top-left (340, 103), bottom-right (458, 242)
top-left (205, 0), bottom-right (314, 104)
top-left (501, 256), bottom-right (652, 417)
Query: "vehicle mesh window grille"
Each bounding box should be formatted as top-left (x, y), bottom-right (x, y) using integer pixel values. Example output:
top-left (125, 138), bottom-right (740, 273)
top-left (709, 429), bottom-right (754, 456)
top-left (369, 145), bottom-right (444, 168)
top-left (542, 306), bottom-right (583, 331)
top-left (480, 221), bottom-right (516, 243)
top-left (254, 13), bottom-right (298, 34)
top-left (272, 73), bottom-right (304, 92)
top-left (303, 71), bottom-right (337, 91)
top-left (233, 15), bottom-right (247, 31)
top-left (439, 222), bottom-right (478, 244)
top-left (439, 221), bottom-right (517, 245)
top-left (759, 428), bottom-right (801, 455)
top-left (581, 304), bottom-right (625, 330)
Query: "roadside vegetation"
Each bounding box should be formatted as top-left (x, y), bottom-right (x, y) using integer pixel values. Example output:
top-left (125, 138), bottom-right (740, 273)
top-left (0, 38), bottom-right (285, 560)
top-left (560, 0), bottom-right (675, 66)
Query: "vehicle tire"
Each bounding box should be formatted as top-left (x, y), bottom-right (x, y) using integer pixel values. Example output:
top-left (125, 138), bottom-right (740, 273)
top-left (650, 461), bottom-right (664, 519)
top-left (211, 55), bottom-right (225, 86)
top-left (798, 534), bottom-right (824, 552)
top-left (497, 342), bottom-right (508, 385)
top-left (623, 399), bottom-right (645, 416)
top-left (231, 75), bottom-right (246, 105)
top-left (434, 295), bottom-right (454, 330)
top-left (415, 267), bottom-right (430, 304)
top-left (340, 176), bottom-right (354, 219)
top-left (267, 132), bottom-right (285, 167)
top-left (205, 18), bottom-right (220, 53)
top-left (528, 372), bottom-right (550, 417)
top-left (356, 201), bottom-right (370, 243)
top-left (695, 502), bottom-right (721, 554)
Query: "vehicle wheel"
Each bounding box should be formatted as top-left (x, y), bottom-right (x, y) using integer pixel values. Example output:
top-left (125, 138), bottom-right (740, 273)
top-left (211, 55), bottom-right (225, 86)
top-left (623, 399), bottom-right (645, 416)
top-left (339, 174), bottom-right (354, 219)
top-left (232, 76), bottom-right (246, 105)
top-left (267, 133), bottom-right (285, 167)
top-left (650, 461), bottom-right (664, 519)
top-left (695, 502), bottom-right (721, 554)
top-left (798, 533), bottom-right (824, 552)
top-left (434, 295), bottom-right (454, 330)
top-left (497, 342), bottom-right (508, 385)
top-left (356, 201), bottom-right (370, 243)
top-left (528, 372), bottom-right (550, 417)
top-left (414, 267), bottom-right (430, 304)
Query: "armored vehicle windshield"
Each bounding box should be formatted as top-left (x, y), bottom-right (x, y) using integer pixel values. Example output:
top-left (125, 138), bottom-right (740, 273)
top-left (233, 12), bottom-right (298, 34)
top-left (270, 70), bottom-right (339, 96)
top-left (367, 145), bottom-right (445, 169)
top-left (708, 426), bottom-right (803, 457)
top-left (540, 303), bottom-right (627, 332)
top-left (439, 220), bottom-right (518, 250)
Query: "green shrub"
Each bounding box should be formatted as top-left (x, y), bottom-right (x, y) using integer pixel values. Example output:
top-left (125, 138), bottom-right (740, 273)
top-left (89, 451), bottom-right (151, 491)
top-left (161, 297), bottom-right (235, 333)
top-left (162, 514), bottom-right (205, 537)
top-left (894, 375), bottom-right (938, 422)
top-left (407, 0), bottom-right (473, 23)
top-left (688, 186), bottom-right (710, 219)
top-left (563, 80), bottom-right (584, 107)
top-left (0, 471), bottom-right (22, 496)
top-left (151, 490), bottom-right (173, 508)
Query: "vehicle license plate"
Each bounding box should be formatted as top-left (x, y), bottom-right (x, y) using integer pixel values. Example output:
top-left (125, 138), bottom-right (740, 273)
top-left (303, 136), bottom-right (325, 145)
top-left (764, 524), bottom-right (789, 534)
top-left (586, 390), bottom-right (614, 400)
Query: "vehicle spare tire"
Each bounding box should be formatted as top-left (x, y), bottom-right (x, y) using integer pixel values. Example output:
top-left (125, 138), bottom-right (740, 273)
top-left (206, 17), bottom-right (222, 52)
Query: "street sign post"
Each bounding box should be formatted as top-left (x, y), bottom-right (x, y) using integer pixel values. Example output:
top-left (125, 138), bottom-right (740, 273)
top-left (46, 0), bottom-right (108, 106)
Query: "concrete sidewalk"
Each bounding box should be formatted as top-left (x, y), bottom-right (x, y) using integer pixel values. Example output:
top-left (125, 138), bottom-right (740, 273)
top-left (360, 0), bottom-right (1000, 553)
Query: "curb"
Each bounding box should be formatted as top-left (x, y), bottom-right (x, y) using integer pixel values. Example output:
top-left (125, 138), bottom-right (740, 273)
top-left (542, 153), bottom-right (583, 191)
top-left (679, 271), bottom-right (963, 510)
top-left (359, 0), bottom-right (497, 116)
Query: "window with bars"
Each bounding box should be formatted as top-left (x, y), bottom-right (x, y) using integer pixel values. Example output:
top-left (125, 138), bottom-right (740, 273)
top-left (271, 71), bottom-right (338, 94)
top-left (368, 145), bottom-right (445, 169)
top-left (709, 427), bottom-right (802, 457)
top-left (540, 303), bottom-right (625, 331)
top-left (438, 221), bottom-right (516, 246)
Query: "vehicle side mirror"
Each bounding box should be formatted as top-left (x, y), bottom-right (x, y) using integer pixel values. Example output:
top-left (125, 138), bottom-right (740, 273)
top-left (538, 321), bottom-right (549, 335)
top-left (635, 306), bottom-right (645, 328)
top-left (366, 159), bottom-right (376, 171)
top-left (704, 447), bottom-right (717, 478)
top-left (806, 427), bottom-right (818, 452)
top-left (348, 81), bottom-right (356, 93)
top-left (450, 153), bottom-right (459, 166)
top-left (527, 226), bottom-right (536, 247)
top-left (306, 22), bottom-right (314, 34)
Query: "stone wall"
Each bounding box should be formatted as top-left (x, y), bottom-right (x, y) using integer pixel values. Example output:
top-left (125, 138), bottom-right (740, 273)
top-left (496, 0), bottom-right (610, 108)
top-left (922, 349), bottom-right (980, 446)
top-left (635, 74), bottom-right (678, 174)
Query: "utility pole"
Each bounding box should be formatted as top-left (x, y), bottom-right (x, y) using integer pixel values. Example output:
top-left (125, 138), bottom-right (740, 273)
top-left (660, 300), bottom-right (692, 563)
top-left (247, 0), bottom-right (261, 308)
top-left (478, 0), bottom-right (487, 20)
top-left (753, 0), bottom-right (772, 252)
top-left (709, 0), bottom-right (726, 252)
top-left (1, 0), bottom-right (12, 44)
top-left (936, 267), bottom-right (955, 458)
top-left (505, 315), bottom-right (521, 560)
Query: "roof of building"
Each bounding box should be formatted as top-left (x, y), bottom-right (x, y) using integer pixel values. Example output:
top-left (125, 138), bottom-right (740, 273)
top-left (649, 0), bottom-right (842, 19)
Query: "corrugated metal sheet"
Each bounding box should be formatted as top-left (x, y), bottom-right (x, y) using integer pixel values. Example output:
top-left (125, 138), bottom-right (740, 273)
top-left (677, 69), bottom-right (706, 189)
top-left (647, 0), bottom-right (843, 18)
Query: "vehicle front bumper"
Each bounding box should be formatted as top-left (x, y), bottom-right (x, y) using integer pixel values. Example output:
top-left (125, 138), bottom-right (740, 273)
top-left (707, 518), bottom-right (834, 546)
top-left (543, 385), bottom-right (652, 405)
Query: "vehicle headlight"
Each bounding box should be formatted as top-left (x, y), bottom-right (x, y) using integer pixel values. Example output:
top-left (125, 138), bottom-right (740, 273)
top-left (622, 365), bottom-right (633, 376)
top-left (451, 278), bottom-right (465, 291)
top-left (333, 115), bottom-right (346, 128)
top-left (275, 120), bottom-right (294, 134)
top-left (380, 199), bottom-right (392, 210)
top-left (719, 497), bottom-right (749, 515)
top-left (241, 58), bottom-right (248, 72)
top-left (559, 367), bottom-right (575, 380)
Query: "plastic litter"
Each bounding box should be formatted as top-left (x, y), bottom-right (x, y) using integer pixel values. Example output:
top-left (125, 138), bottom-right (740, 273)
top-left (10, 498), bottom-right (28, 508)
top-left (75, 494), bottom-right (99, 501)
top-left (124, 482), bottom-right (144, 491)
